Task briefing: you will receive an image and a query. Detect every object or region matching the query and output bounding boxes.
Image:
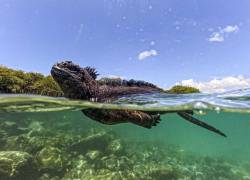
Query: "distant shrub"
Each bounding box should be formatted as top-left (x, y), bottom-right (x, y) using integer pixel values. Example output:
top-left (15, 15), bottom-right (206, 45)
top-left (166, 85), bottom-right (200, 94)
top-left (0, 66), bottom-right (63, 96)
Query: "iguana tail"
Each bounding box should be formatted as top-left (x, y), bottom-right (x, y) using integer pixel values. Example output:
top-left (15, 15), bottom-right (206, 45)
top-left (177, 112), bottom-right (226, 137)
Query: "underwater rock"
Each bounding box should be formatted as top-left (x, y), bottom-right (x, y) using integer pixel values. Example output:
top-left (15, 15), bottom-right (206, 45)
top-left (0, 151), bottom-right (38, 180)
top-left (86, 150), bottom-right (102, 161)
top-left (25, 129), bottom-right (73, 154)
top-left (100, 155), bottom-right (118, 170)
top-left (88, 171), bottom-right (125, 180)
top-left (148, 166), bottom-right (183, 180)
top-left (62, 155), bottom-right (92, 179)
top-left (118, 156), bottom-right (134, 170)
top-left (4, 135), bottom-right (29, 152)
top-left (38, 173), bottom-right (60, 180)
top-left (5, 133), bottom-right (51, 155)
top-left (35, 146), bottom-right (68, 174)
top-left (0, 121), bottom-right (28, 136)
top-left (26, 136), bottom-right (48, 154)
top-left (63, 153), bottom-right (135, 179)
top-left (98, 154), bottom-right (135, 173)
top-left (0, 130), bottom-right (7, 149)
top-left (69, 131), bottom-right (113, 153)
top-left (107, 139), bottom-right (123, 154)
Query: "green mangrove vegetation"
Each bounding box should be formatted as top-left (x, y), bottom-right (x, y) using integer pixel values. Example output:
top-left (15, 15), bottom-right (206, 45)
top-left (0, 66), bottom-right (63, 97)
top-left (166, 85), bottom-right (200, 94)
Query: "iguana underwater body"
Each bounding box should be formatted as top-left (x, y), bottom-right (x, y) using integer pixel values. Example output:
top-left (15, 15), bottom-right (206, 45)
top-left (51, 61), bottom-right (226, 137)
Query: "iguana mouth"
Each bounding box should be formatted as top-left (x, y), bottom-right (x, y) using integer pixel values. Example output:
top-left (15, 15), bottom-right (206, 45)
top-left (52, 64), bottom-right (67, 75)
top-left (51, 63), bottom-right (80, 81)
top-left (51, 64), bottom-right (62, 74)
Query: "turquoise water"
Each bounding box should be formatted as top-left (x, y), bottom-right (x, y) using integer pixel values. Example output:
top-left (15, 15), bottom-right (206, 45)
top-left (1, 90), bottom-right (250, 179)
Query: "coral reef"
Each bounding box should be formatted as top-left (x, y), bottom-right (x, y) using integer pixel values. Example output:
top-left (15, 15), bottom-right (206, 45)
top-left (0, 112), bottom-right (249, 180)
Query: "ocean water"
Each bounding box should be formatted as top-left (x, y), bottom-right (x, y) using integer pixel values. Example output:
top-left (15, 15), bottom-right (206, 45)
top-left (1, 90), bottom-right (250, 179)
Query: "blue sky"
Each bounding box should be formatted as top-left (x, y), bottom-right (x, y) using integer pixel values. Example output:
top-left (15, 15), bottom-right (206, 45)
top-left (1, 0), bottom-right (250, 89)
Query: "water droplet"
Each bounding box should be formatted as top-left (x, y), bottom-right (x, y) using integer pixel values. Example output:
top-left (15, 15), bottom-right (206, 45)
top-left (215, 107), bottom-right (221, 113)
top-left (194, 102), bottom-right (208, 109)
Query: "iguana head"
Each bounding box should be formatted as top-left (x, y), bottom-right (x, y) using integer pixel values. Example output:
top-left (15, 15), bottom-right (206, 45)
top-left (51, 61), bottom-right (99, 100)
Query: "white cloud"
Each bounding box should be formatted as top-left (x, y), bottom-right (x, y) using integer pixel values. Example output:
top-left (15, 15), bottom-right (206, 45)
top-left (138, 49), bottom-right (158, 60)
top-left (176, 76), bottom-right (250, 93)
top-left (208, 25), bottom-right (239, 42)
top-left (223, 25), bottom-right (239, 33)
top-left (208, 32), bottom-right (224, 42)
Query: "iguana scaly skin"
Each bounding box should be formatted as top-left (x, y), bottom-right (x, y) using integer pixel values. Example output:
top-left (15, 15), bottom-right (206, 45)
top-left (51, 61), bottom-right (226, 137)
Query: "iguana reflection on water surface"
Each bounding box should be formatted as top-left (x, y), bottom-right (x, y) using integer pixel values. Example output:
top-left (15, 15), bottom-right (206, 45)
top-left (51, 61), bottom-right (226, 137)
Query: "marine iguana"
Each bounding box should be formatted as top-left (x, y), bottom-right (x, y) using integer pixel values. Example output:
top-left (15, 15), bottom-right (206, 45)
top-left (51, 61), bottom-right (226, 137)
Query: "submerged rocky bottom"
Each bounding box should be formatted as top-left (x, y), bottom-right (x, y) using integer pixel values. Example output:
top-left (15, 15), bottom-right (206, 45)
top-left (0, 111), bottom-right (250, 180)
